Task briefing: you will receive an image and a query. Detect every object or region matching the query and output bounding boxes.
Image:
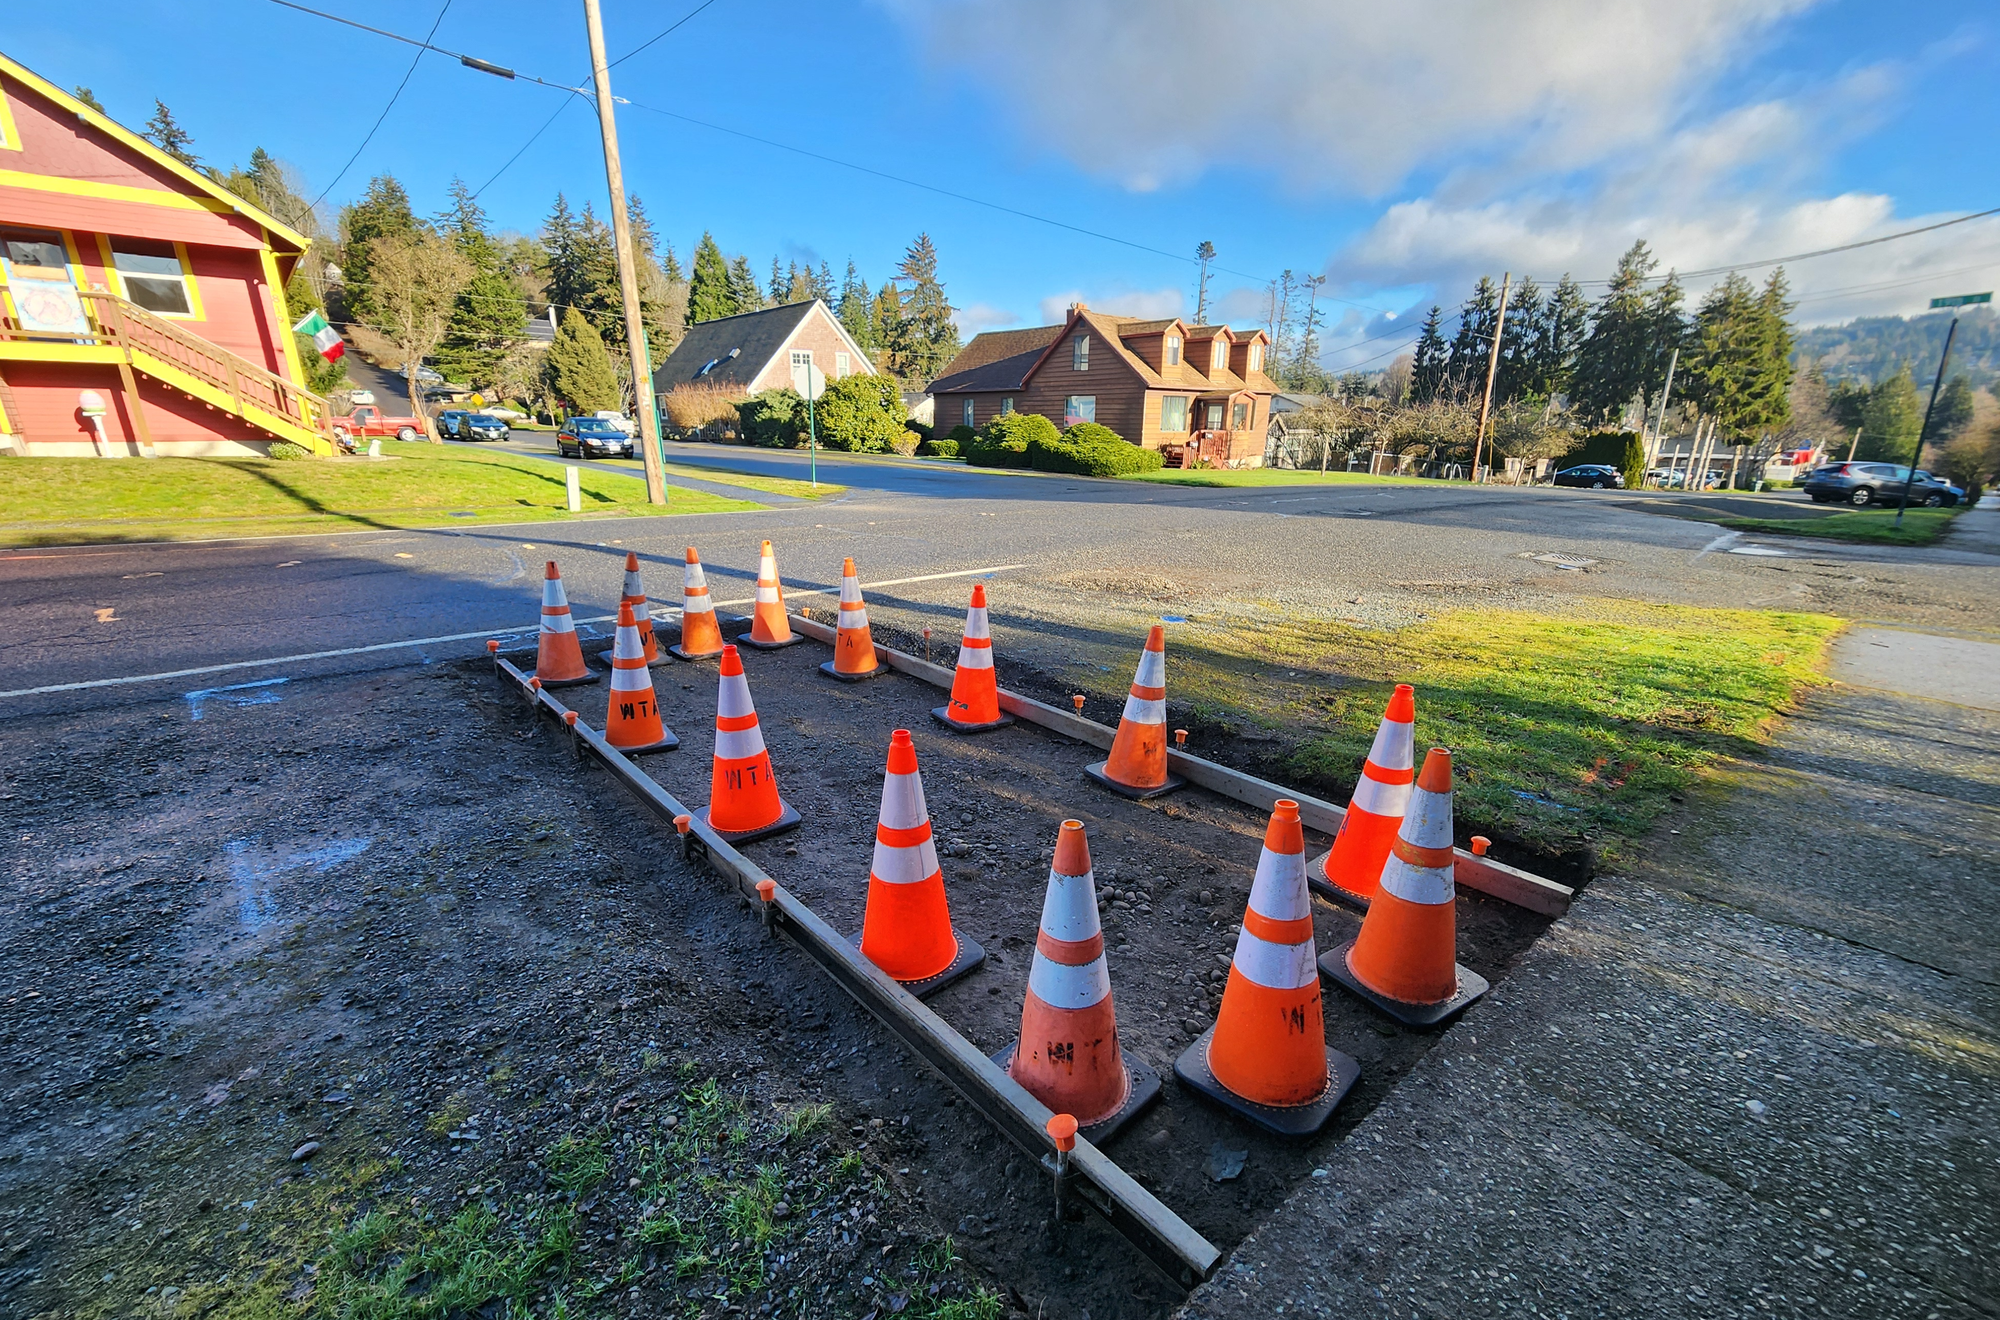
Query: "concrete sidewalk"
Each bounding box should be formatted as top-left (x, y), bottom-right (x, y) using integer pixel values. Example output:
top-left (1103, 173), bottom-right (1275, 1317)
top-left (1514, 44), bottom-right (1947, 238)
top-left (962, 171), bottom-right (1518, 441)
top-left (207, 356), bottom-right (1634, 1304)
top-left (1183, 634), bottom-right (1999, 1320)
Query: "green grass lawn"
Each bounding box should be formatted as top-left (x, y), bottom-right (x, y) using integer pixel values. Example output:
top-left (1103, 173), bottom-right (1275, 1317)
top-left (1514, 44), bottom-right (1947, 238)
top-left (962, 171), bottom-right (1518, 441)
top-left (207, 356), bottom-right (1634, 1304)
top-left (1151, 600), bottom-right (1841, 864)
top-left (1722, 506), bottom-right (1962, 545)
top-left (591, 455), bottom-right (846, 501)
top-left (0, 442), bottom-right (759, 546)
top-left (1122, 467), bottom-right (1441, 488)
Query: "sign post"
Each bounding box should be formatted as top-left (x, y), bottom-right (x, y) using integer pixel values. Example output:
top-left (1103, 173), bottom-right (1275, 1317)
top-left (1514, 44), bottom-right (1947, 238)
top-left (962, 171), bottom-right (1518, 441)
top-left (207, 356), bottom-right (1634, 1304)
top-left (800, 362), bottom-right (827, 490)
top-left (1896, 293), bottom-right (1993, 526)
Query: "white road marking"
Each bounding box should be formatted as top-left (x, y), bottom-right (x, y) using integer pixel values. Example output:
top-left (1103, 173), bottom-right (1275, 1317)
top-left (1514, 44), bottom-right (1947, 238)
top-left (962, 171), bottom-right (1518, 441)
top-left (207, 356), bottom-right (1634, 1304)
top-left (185, 676), bottom-right (289, 721)
top-left (1728, 545), bottom-right (1788, 557)
top-left (122, 572), bottom-right (165, 579)
top-left (0, 562), bottom-right (1025, 700)
top-left (1693, 530), bottom-right (1740, 560)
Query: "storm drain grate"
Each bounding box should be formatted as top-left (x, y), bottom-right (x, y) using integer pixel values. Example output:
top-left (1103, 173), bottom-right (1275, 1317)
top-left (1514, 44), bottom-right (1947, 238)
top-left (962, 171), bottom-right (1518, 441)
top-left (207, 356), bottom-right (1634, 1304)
top-left (1528, 552), bottom-right (1598, 571)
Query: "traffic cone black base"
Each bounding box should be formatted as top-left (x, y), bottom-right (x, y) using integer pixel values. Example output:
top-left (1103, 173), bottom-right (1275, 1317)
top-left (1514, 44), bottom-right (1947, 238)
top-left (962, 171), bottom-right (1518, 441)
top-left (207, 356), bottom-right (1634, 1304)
top-left (534, 670), bottom-right (599, 689)
top-left (1319, 940), bottom-right (1489, 1027)
top-left (1172, 1025), bottom-right (1359, 1137)
top-left (610, 729), bottom-right (680, 756)
top-left (736, 628), bottom-right (804, 651)
top-left (990, 1040), bottom-right (1161, 1147)
top-left (845, 928), bottom-right (985, 997)
top-left (821, 658), bottom-right (891, 683)
top-left (1307, 854), bottom-right (1369, 910)
top-left (929, 706), bottom-right (1015, 734)
top-left (694, 800), bottom-right (802, 844)
top-left (1084, 761), bottom-right (1184, 800)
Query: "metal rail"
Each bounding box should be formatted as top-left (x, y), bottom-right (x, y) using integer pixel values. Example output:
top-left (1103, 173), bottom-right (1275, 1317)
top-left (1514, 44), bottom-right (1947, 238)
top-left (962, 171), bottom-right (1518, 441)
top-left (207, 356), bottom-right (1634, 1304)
top-left (787, 614), bottom-right (1574, 917)
top-left (493, 656), bottom-right (1221, 1287)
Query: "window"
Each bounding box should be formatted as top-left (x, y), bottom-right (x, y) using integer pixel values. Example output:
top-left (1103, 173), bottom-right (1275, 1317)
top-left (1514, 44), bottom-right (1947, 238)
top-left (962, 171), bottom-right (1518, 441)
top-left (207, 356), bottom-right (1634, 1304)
top-left (111, 241), bottom-right (194, 316)
top-left (1072, 335), bottom-right (1090, 371)
top-left (962, 398), bottom-right (975, 427)
top-left (1160, 396), bottom-right (1188, 432)
top-left (1165, 335), bottom-right (1181, 366)
top-left (1, 229), bottom-right (68, 277)
top-left (1247, 343), bottom-right (1263, 373)
top-left (1204, 402), bottom-right (1224, 430)
top-left (789, 349), bottom-right (813, 395)
top-left (1000, 397), bottom-right (1014, 415)
top-left (1211, 339), bottom-right (1228, 370)
top-left (835, 351), bottom-right (851, 377)
top-left (1231, 400), bottom-right (1250, 430)
top-left (1063, 396), bottom-right (1096, 427)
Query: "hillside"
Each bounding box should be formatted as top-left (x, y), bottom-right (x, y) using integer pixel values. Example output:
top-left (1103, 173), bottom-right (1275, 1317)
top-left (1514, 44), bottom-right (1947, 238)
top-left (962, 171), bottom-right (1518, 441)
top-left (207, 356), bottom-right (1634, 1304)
top-left (1794, 306), bottom-right (1998, 388)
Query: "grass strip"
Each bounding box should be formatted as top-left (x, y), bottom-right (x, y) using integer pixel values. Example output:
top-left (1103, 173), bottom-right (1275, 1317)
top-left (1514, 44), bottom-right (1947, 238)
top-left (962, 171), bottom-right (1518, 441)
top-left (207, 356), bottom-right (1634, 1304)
top-left (1121, 468), bottom-right (1440, 488)
top-left (1155, 601), bottom-right (1841, 863)
top-left (589, 455), bottom-right (847, 501)
top-left (0, 442), bottom-right (758, 547)
top-left (1721, 507), bottom-right (1962, 545)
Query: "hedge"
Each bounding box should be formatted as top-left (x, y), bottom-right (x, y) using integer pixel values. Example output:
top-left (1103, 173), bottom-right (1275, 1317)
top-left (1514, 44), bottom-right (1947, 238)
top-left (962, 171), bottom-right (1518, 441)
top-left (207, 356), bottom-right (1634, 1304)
top-left (1569, 430), bottom-right (1646, 491)
top-left (919, 438), bottom-right (960, 457)
top-left (965, 412), bottom-right (1056, 468)
top-left (738, 388), bottom-right (809, 447)
top-left (1027, 422), bottom-right (1166, 477)
top-left (814, 374), bottom-right (906, 453)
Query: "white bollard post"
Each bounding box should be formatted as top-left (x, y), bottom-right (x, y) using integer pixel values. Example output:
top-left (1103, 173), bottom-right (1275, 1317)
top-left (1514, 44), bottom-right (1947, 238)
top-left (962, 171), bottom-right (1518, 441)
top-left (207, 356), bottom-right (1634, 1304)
top-left (566, 464), bottom-right (582, 513)
top-left (366, 437), bottom-right (381, 460)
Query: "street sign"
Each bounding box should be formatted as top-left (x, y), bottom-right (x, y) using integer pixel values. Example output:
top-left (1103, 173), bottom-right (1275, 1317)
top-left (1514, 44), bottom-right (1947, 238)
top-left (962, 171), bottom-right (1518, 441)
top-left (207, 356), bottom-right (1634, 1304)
top-left (797, 362), bottom-right (827, 401)
top-left (1930, 292), bottom-right (1993, 308)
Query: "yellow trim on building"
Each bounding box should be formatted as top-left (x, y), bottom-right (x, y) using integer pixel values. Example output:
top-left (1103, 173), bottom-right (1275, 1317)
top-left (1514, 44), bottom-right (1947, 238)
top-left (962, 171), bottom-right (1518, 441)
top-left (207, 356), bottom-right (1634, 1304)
top-left (90, 232), bottom-right (204, 321)
top-left (171, 242), bottom-right (206, 320)
top-left (260, 237), bottom-right (305, 386)
top-left (0, 166), bottom-right (230, 214)
top-left (0, 79), bottom-right (21, 152)
top-left (60, 230), bottom-right (88, 291)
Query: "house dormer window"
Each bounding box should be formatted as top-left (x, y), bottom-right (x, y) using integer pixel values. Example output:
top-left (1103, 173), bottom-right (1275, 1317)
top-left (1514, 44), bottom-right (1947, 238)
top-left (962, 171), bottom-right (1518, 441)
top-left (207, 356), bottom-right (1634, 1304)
top-left (1165, 335), bottom-right (1181, 366)
top-left (1248, 343), bottom-right (1263, 373)
top-left (1211, 340), bottom-right (1228, 371)
top-left (1073, 335), bottom-right (1089, 372)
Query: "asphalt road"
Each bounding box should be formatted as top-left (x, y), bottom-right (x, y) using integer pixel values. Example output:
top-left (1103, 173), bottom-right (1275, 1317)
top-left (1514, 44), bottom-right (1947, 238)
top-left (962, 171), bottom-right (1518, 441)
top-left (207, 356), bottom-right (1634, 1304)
top-left (3, 463), bottom-right (1996, 715)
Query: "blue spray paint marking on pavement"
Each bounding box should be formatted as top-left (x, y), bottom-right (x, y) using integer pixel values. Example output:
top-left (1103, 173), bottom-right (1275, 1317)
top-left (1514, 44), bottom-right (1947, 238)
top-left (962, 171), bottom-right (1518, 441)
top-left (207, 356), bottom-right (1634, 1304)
top-left (184, 676), bottom-right (289, 721)
top-left (1161, 615), bottom-right (1188, 623)
top-left (223, 837), bottom-right (373, 931)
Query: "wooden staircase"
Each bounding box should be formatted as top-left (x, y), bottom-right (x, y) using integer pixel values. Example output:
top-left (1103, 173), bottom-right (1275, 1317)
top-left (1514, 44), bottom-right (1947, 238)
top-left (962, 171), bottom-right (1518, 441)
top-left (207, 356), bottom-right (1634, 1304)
top-left (0, 287), bottom-right (337, 455)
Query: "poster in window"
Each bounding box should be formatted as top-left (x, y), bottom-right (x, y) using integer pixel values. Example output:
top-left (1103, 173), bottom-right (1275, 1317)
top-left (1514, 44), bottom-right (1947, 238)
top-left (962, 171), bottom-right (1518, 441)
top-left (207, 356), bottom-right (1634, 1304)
top-left (7, 277), bottom-right (90, 335)
top-left (1064, 395), bottom-right (1095, 427)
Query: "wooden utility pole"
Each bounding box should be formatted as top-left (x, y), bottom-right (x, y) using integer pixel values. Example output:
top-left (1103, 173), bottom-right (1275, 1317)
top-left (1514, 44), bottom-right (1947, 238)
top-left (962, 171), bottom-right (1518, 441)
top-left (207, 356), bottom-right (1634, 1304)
top-left (1469, 272), bottom-right (1510, 482)
top-left (582, 0), bottom-right (666, 506)
top-left (1846, 426), bottom-right (1862, 463)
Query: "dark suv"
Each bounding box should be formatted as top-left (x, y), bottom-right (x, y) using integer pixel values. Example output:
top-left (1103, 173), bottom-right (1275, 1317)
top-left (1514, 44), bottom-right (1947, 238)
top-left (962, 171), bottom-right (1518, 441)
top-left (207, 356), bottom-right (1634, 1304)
top-left (1801, 462), bottom-right (1960, 507)
top-left (557, 417), bottom-right (634, 459)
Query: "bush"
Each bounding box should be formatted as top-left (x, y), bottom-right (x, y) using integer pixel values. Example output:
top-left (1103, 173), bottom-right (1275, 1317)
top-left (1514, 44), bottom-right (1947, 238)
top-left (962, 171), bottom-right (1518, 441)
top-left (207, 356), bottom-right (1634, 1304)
top-left (814, 374), bottom-right (906, 453)
top-left (738, 388), bottom-right (809, 448)
top-left (947, 424), bottom-right (976, 445)
top-left (888, 430), bottom-right (919, 456)
top-left (1027, 421), bottom-right (1166, 476)
top-left (662, 384), bottom-right (746, 434)
top-left (905, 419), bottom-right (934, 442)
top-left (919, 438), bottom-right (960, 458)
top-left (267, 440), bottom-right (311, 460)
top-left (965, 412), bottom-right (1056, 468)
top-left (1565, 429), bottom-right (1645, 493)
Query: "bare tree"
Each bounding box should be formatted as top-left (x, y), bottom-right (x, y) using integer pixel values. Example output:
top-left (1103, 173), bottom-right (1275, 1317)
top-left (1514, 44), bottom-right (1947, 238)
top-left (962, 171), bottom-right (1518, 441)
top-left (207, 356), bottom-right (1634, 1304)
top-left (366, 229), bottom-right (473, 441)
top-left (1379, 353), bottom-right (1414, 406)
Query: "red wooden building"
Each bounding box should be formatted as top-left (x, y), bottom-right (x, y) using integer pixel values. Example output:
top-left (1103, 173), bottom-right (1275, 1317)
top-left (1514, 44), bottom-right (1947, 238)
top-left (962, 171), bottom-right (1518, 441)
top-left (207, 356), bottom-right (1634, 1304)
top-left (0, 53), bottom-right (333, 457)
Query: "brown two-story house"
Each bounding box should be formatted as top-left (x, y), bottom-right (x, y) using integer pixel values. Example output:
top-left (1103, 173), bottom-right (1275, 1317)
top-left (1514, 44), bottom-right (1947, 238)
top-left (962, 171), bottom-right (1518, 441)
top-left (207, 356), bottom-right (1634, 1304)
top-left (927, 304), bottom-right (1276, 466)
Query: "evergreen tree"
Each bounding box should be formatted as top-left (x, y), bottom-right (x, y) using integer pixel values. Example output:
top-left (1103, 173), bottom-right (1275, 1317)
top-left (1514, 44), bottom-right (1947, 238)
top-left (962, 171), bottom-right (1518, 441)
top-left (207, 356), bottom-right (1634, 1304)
top-left (871, 281), bottom-right (903, 364)
top-left (686, 233), bottom-right (733, 325)
top-left (436, 178), bottom-right (496, 269)
top-left (143, 100), bottom-right (200, 168)
top-left (1684, 269), bottom-right (1791, 443)
top-left (72, 86), bottom-right (106, 114)
top-left (885, 233), bottom-right (960, 384)
top-left (626, 195), bottom-right (658, 259)
top-left (543, 199), bottom-right (619, 337)
top-left (1858, 368), bottom-right (1922, 462)
top-left (811, 261), bottom-right (836, 305)
top-left (544, 309), bottom-right (621, 413)
top-left (1536, 275), bottom-right (1590, 402)
top-left (726, 255), bottom-right (762, 314)
top-left (838, 261), bottom-right (875, 352)
top-left (786, 263), bottom-right (815, 305)
top-left (768, 257), bottom-right (787, 304)
top-left (1573, 241), bottom-right (1662, 422)
top-left (1493, 277), bottom-right (1543, 403)
top-left (1409, 305), bottom-right (1449, 404)
top-left (1932, 376), bottom-right (1975, 444)
top-left (338, 174), bottom-right (417, 319)
top-left (435, 266), bottom-right (528, 387)
top-left (1446, 277), bottom-right (1501, 403)
top-left (661, 242), bottom-right (684, 284)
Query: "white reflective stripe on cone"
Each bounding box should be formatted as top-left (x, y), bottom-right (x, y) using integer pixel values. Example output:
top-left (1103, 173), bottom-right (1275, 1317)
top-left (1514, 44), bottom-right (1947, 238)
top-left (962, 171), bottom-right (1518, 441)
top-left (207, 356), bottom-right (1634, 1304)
top-left (1120, 693), bottom-right (1165, 723)
top-left (684, 593), bottom-right (715, 615)
top-left (543, 579), bottom-right (570, 609)
top-left (718, 675), bottom-right (755, 720)
top-left (614, 628), bottom-right (645, 662)
top-left (1028, 953), bottom-right (1112, 1009)
top-left (1367, 718), bottom-right (1415, 771)
top-left (1246, 847), bottom-right (1309, 921)
top-left (1349, 775), bottom-right (1413, 817)
top-left (1378, 855), bottom-right (1454, 905)
top-left (610, 665), bottom-right (650, 693)
top-left (841, 606), bottom-right (869, 628)
top-left (1230, 927), bottom-right (1318, 990)
top-left (955, 643), bottom-right (994, 671)
top-left (871, 837), bottom-right (941, 885)
top-left (685, 563), bottom-right (709, 590)
top-left (1402, 787), bottom-right (1453, 849)
top-left (840, 576), bottom-right (863, 604)
top-left (755, 584), bottom-right (780, 602)
top-left (1132, 646), bottom-right (1164, 687)
top-left (623, 570), bottom-right (642, 595)
top-left (877, 771), bottom-right (929, 831)
top-left (1038, 869), bottom-right (1101, 942)
top-left (541, 611), bottom-right (577, 635)
top-left (715, 726), bottom-right (767, 760)
top-left (963, 606), bottom-right (991, 639)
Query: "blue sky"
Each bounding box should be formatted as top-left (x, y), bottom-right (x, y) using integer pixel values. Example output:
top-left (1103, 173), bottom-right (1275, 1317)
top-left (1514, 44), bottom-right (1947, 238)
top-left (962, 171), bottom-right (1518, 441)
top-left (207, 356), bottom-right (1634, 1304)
top-left (11, 0), bottom-right (1998, 367)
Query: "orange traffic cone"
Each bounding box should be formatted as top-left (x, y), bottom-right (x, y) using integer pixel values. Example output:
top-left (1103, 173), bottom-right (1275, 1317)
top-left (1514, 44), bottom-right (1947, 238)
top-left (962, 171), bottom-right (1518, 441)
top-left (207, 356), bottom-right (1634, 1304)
top-left (603, 602), bottom-right (678, 754)
top-left (738, 540), bottom-right (801, 649)
top-left (1085, 626), bottom-right (1183, 799)
top-left (1322, 748), bottom-right (1489, 1025)
top-left (820, 557), bottom-right (890, 682)
top-left (930, 583), bottom-right (1014, 733)
top-left (532, 560), bottom-right (597, 687)
top-left (996, 820), bottom-right (1159, 1141)
top-left (597, 552), bottom-right (662, 665)
top-left (696, 645), bottom-right (800, 841)
top-left (1175, 800), bottom-right (1358, 1135)
top-left (670, 547), bottom-right (726, 661)
top-left (851, 729), bottom-right (983, 995)
top-left (1312, 684), bottom-right (1416, 904)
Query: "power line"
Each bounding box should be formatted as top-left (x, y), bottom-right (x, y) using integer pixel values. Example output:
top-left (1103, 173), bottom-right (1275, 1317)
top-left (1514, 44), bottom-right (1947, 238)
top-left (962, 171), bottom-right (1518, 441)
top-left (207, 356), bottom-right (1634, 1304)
top-left (268, 0), bottom-right (580, 91)
top-left (305, 0), bottom-right (455, 210)
top-left (606, 0), bottom-right (725, 69)
top-left (1554, 206), bottom-right (2000, 286)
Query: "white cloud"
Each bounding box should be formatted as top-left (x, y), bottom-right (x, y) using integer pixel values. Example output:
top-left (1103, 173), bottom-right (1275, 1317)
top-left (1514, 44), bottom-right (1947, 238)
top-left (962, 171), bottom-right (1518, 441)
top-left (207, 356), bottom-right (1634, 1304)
top-left (952, 302), bottom-right (1024, 336)
top-left (1037, 286), bottom-right (1185, 325)
top-left (890, 0), bottom-right (1818, 194)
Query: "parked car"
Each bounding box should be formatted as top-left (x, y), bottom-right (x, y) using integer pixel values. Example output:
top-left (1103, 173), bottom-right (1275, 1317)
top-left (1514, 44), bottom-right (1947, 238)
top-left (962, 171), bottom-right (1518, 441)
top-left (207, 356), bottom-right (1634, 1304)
top-left (435, 409), bottom-right (470, 438)
top-left (1801, 462), bottom-right (1959, 507)
top-left (1553, 464), bottom-right (1624, 489)
top-left (460, 413), bottom-right (510, 441)
top-left (557, 416), bottom-right (634, 459)
top-left (333, 404), bottom-right (424, 445)
top-left (591, 410), bottom-right (638, 436)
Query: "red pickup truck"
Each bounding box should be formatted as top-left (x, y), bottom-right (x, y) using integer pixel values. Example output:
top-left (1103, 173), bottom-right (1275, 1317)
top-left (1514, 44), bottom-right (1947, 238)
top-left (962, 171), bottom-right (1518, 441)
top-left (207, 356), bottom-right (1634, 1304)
top-left (333, 404), bottom-right (425, 445)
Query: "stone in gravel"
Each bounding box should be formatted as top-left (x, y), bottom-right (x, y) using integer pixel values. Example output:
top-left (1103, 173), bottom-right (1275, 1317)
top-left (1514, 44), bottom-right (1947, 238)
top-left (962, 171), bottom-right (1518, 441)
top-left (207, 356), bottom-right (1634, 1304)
top-left (289, 1141), bottom-right (321, 1162)
top-left (774, 1201), bottom-right (791, 1219)
top-left (1204, 1143), bottom-right (1247, 1182)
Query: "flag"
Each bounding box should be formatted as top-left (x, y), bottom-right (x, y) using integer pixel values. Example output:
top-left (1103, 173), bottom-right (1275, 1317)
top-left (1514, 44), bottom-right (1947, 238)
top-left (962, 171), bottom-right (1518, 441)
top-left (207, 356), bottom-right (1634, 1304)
top-left (291, 309), bottom-right (345, 363)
